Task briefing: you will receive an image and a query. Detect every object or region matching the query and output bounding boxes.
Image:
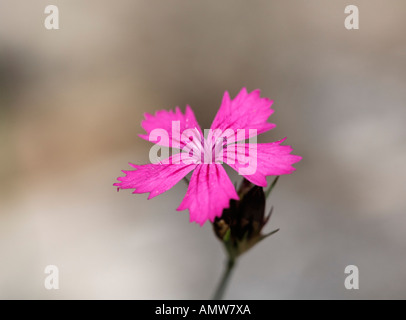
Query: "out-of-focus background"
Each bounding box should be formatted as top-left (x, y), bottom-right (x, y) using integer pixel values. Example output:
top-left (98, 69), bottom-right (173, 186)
top-left (1, 0), bottom-right (405, 299)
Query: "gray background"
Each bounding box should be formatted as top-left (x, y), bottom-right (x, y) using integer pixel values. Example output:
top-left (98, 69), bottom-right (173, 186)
top-left (0, 0), bottom-right (405, 299)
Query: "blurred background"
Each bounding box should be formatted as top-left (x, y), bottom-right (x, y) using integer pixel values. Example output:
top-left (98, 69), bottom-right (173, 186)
top-left (1, 0), bottom-right (405, 299)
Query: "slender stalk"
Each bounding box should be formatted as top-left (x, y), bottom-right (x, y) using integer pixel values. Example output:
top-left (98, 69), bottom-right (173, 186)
top-left (212, 257), bottom-right (236, 300)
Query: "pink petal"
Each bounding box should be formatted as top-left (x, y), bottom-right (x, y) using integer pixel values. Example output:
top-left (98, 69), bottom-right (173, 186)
top-left (139, 105), bottom-right (202, 148)
top-left (114, 154), bottom-right (197, 199)
top-left (226, 139), bottom-right (302, 187)
top-left (210, 88), bottom-right (275, 139)
top-left (177, 164), bottom-right (239, 226)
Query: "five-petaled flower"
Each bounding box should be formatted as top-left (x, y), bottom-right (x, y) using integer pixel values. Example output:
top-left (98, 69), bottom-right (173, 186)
top-left (114, 88), bottom-right (302, 225)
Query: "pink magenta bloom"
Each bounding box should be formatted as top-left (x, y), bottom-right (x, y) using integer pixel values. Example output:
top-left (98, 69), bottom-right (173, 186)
top-left (115, 88), bottom-right (302, 225)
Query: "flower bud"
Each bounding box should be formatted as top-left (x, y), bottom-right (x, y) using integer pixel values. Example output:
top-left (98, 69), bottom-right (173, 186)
top-left (213, 178), bottom-right (279, 258)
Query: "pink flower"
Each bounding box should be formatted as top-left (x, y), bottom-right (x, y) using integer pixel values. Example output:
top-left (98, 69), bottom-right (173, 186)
top-left (115, 88), bottom-right (302, 226)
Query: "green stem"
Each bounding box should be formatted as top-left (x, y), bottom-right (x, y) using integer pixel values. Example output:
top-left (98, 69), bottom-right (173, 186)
top-left (212, 257), bottom-right (236, 300)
